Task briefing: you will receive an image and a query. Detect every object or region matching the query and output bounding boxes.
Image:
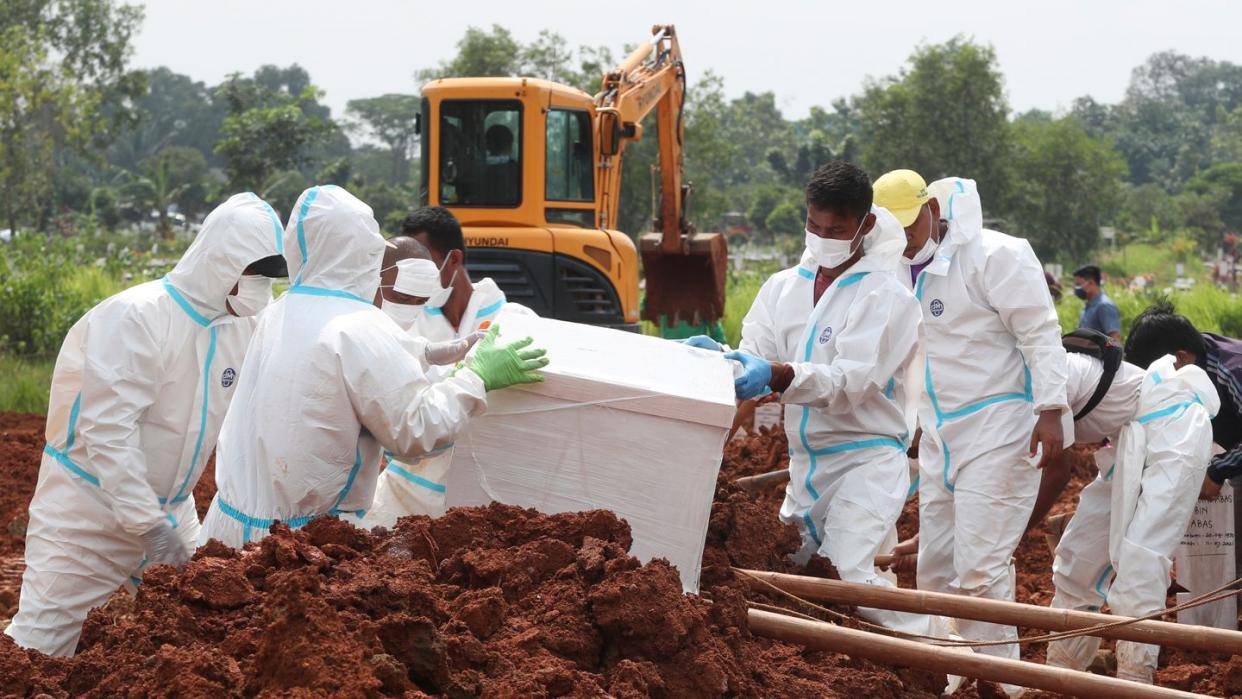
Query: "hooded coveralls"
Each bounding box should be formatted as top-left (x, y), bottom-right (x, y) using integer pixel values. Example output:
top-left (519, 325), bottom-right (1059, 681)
top-left (906, 178), bottom-right (1069, 662)
top-left (739, 206), bottom-right (931, 635)
top-left (1047, 355), bottom-right (1218, 683)
top-left (5, 193), bottom-right (284, 656)
top-left (364, 278), bottom-right (533, 526)
top-left (200, 186), bottom-right (487, 548)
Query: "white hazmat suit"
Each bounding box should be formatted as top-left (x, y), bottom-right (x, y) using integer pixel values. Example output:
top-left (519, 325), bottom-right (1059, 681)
top-left (200, 185), bottom-right (488, 547)
top-left (908, 178), bottom-right (1069, 662)
top-left (5, 193), bottom-right (284, 656)
top-left (739, 206), bottom-right (930, 635)
top-left (364, 270), bottom-right (533, 527)
top-left (1048, 355), bottom-right (1218, 683)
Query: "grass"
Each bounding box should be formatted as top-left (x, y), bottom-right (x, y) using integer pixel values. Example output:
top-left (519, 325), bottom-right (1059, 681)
top-left (1099, 243), bottom-right (1205, 287)
top-left (0, 354), bottom-right (55, 414)
top-left (1056, 283), bottom-right (1242, 337)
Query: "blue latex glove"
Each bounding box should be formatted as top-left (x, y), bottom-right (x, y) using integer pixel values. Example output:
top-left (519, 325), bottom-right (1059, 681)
top-left (724, 350), bottom-right (772, 400)
top-left (681, 335), bottom-right (723, 352)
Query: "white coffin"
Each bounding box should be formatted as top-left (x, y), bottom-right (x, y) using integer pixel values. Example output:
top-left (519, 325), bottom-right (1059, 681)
top-left (444, 308), bottom-right (736, 592)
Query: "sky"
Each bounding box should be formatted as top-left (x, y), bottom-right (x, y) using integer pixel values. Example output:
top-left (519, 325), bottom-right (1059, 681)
top-left (130, 0), bottom-right (1242, 121)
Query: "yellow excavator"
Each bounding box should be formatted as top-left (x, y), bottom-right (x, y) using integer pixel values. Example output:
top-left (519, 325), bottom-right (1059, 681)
top-left (417, 24), bottom-right (727, 338)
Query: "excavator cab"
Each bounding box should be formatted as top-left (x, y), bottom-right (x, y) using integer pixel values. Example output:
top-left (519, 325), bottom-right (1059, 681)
top-left (418, 24), bottom-right (727, 340)
top-left (420, 79), bottom-right (642, 331)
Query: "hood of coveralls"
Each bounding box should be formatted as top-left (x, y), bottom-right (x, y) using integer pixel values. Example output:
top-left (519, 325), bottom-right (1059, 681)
top-left (799, 204), bottom-right (907, 275)
top-left (926, 177), bottom-right (983, 256)
top-left (1143, 354), bottom-right (1222, 419)
top-left (284, 185), bottom-right (385, 302)
top-left (165, 192), bottom-right (285, 320)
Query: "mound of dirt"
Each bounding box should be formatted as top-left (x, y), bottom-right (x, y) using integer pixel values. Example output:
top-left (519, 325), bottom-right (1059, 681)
top-left (0, 413), bottom-right (1237, 697)
top-left (0, 503), bottom-right (949, 698)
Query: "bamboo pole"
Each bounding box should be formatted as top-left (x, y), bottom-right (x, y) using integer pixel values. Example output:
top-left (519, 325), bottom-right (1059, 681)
top-left (748, 609), bottom-right (1200, 699)
top-left (736, 568), bottom-right (1242, 656)
top-left (733, 468), bottom-right (789, 492)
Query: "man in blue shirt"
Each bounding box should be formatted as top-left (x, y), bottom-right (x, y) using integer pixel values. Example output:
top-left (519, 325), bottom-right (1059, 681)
top-left (1074, 265), bottom-right (1121, 340)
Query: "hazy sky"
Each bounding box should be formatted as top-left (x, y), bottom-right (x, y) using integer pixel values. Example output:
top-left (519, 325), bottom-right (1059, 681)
top-left (131, 0), bottom-right (1242, 120)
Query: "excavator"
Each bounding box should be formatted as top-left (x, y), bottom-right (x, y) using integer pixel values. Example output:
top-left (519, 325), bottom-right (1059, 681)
top-left (417, 24), bottom-right (727, 339)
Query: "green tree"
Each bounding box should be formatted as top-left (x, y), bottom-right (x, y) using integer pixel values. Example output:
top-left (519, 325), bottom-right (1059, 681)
top-left (765, 199), bottom-right (806, 238)
top-left (1187, 162), bottom-right (1242, 233)
top-left (852, 38), bottom-right (1013, 213)
top-left (416, 25), bottom-right (522, 81)
top-left (1007, 116), bottom-right (1127, 261)
top-left (747, 186), bottom-right (784, 233)
top-left (214, 73), bottom-right (335, 192)
top-left (345, 94), bottom-right (421, 184)
top-left (0, 0), bottom-right (144, 233)
top-left (123, 146), bottom-right (207, 238)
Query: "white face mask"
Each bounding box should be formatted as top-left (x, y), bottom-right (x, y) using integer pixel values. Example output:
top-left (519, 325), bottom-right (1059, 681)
top-left (382, 299), bottom-right (424, 331)
top-left (805, 215), bottom-right (867, 269)
top-left (902, 205), bottom-right (940, 266)
top-left (227, 275), bottom-right (272, 317)
top-left (424, 266), bottom-right (458, 309)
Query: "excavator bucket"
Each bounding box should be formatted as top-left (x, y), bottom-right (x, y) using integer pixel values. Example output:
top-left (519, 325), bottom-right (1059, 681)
top-left (639, 231), bottom-right (728, 340)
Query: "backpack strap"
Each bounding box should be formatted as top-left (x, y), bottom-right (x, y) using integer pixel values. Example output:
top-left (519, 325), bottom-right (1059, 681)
top-left (1064, 329), bottom-right (1124, 421)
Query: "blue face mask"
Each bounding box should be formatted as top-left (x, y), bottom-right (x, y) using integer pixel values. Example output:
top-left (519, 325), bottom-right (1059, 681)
top-left (1073, 286), bottom-right (1088, 300)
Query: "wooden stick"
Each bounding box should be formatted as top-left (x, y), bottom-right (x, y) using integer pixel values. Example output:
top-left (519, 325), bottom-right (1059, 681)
top-left (736, 568), bottom-right (1242, 656)
top-left (733, 468), bottom-right (789, 492)
top-left (748, 609), bottom-right (1199, 698)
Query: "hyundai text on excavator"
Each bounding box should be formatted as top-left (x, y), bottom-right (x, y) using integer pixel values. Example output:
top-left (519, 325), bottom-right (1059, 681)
top-left (417, 24), bottom-right (727, 338)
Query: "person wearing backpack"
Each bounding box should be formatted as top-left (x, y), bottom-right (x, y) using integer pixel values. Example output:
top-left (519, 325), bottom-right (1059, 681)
top-left (1037, 328), bottom-right (1219, 684)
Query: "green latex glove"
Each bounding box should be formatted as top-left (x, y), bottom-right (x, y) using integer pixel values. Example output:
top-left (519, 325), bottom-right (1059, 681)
top-left (465, 325), bottom-right (549, 391)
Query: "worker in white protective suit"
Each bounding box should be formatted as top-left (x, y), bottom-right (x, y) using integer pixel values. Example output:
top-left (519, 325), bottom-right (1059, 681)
top-left (362, 207), bottom-right (536, 524)
top-left (363, 255), bottom-right (487, 526)
top-left (687, 161), bottom-right (932, 636)
top-left (1042, 355), bottom-right (1218, 682)
top-left (5, 193), bottom-right (286, 656)
top-left (874, 171), bottom-right (1069, 676)
top-left (200, 186), bottom-right (547, 547)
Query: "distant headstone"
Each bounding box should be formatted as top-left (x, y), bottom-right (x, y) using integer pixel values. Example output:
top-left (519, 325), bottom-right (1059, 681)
top-left (1174, 482), bottom-right (1237, 629)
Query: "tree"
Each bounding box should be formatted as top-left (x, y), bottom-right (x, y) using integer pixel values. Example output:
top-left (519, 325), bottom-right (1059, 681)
top-left (1187, 162), bottom-right (1242, 234)
top-left (765, 200), bottom-right (805, 238)
top-left (0, 0), bottom-right (144, 232)
top-left (416, 25), bottom-right (522, 81)
top-left (123, 146), bottom-right (207, 238)
top-left (852, 38), bottom-right (1013, 213)
top-left (214, 73), bottom-right (335, 192)
top-left (345, 94), bottom-right (421, 184)
top-left (1007, 116), bottom-right (1127, 261)
top-left (747, 186), bottom-right (785, 233)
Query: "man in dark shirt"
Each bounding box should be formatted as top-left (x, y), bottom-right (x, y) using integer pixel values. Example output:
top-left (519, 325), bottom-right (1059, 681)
top-left (1125, 300), bottom-right (1242, 498)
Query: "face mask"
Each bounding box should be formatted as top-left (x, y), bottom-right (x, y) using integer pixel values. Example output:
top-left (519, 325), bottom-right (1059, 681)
top-left (901, 209), bottom-right (940, 266)
top-left (424, 266), bottom-right (458, 309)
top-left (1073, 286), bottom-right (1088, 300)
top-left (805, 216), bottom-right (866, 269)
top-left (227, 275), bottom-right (272, 317)
top-left (382, 299), bottom-right (424, 331)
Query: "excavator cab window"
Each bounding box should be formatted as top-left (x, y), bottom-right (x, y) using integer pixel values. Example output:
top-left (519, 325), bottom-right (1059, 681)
top-left (439, 100), bottom-right (521, 208)
top-left (545, 109), bottom-right (594, 203)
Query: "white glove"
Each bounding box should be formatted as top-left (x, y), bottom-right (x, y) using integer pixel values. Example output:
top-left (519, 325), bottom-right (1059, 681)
top-left (139, 520), bottom-right (191, 567)
top-left (425, 330), bottom-right (487, 366)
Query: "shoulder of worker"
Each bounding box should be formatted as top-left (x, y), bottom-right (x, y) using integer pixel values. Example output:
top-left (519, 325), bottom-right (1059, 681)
top-left (763, 260), bottom-right (816, 292)
top-left (81, 279), bottom-right (184, 338)
top-left (851, 271), bottom-right (921, 316)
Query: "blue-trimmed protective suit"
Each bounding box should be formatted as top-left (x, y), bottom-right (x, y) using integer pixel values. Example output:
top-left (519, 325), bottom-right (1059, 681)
top-left (5, 193), bottom-right (284, 656)
top-left (1048, 355), bottom-right (1218, 683)
top-left (364, 278), bottom-right (533, 526)
top-left (739, 206), bottom-right (931, 635)
top-left (200, 185), bottom-right (487, 547)
top-left (908, 177), bottom-right (1070, 666)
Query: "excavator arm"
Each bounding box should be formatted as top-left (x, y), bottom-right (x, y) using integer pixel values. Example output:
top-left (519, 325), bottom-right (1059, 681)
top-left (594, 25), bottom-right (727, 336)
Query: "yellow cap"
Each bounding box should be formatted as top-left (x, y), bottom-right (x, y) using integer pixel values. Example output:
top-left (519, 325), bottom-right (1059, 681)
top-left (874, 169), bottom-right (930, 227)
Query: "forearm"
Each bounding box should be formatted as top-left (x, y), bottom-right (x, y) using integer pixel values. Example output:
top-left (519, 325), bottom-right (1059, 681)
top-left (1026, 449), bottom-right (1072, 533)
top-left (1207, 443), bottom-right (1242, 484)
